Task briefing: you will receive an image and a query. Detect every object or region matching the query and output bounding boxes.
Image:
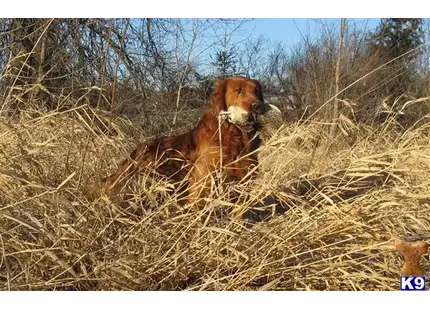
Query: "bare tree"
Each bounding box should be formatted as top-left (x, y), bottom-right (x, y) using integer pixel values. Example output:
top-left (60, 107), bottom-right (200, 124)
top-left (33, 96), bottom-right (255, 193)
top-left (330, 18), bottom-right (347, 136)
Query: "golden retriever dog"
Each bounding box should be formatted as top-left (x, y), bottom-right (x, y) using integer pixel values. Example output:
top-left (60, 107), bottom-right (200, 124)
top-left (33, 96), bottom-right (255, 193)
top-left (90, 76), bottom-right (280, 205)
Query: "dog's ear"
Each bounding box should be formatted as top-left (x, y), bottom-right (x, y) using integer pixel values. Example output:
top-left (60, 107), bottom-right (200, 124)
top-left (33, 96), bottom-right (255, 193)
top-left (210, 79), bottom-right (227, 113)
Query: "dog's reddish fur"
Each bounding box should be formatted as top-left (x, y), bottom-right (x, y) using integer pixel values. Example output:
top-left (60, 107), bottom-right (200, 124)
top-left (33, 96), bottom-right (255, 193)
top-left (94, 76), bottom-right (270, 204)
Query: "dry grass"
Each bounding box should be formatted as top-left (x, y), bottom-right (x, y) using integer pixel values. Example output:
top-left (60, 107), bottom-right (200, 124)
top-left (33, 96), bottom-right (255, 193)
top-left (1, 102), bottom-right (430, 291)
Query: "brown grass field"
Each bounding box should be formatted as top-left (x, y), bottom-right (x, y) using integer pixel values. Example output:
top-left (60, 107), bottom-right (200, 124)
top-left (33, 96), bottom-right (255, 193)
top-left (1, 100), bottom-right (430, 291)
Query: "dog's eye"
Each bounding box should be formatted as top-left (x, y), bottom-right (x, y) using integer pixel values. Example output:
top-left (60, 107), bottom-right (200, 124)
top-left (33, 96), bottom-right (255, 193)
top-left (236, 88), bottom-right (244, 94)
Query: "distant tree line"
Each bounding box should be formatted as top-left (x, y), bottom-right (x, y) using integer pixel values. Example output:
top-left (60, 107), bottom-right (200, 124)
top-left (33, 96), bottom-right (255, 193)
top-left (0, 18), bottom-right (428, 127)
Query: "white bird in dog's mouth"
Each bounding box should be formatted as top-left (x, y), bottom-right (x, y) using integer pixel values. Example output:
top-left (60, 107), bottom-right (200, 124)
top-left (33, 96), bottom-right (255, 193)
top-left (223, 104), bottom-right (282, 125)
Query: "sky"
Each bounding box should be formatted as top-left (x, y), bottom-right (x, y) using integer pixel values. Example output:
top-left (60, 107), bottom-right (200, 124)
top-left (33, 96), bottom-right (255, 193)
top-left (240, 18), bottom-right (382, 47)
top-left (194, 18), bottom-right (383, 73)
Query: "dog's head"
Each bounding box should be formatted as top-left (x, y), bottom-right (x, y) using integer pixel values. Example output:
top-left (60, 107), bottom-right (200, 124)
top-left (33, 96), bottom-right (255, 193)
top-left (210, 76), bottom-right (280, 125)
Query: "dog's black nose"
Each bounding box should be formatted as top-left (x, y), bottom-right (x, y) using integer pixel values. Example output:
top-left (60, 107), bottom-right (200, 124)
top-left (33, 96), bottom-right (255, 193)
top-left (251, 101), bottom-right (261, 111)
top-left (251, 101), bottom-right (268, 114)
